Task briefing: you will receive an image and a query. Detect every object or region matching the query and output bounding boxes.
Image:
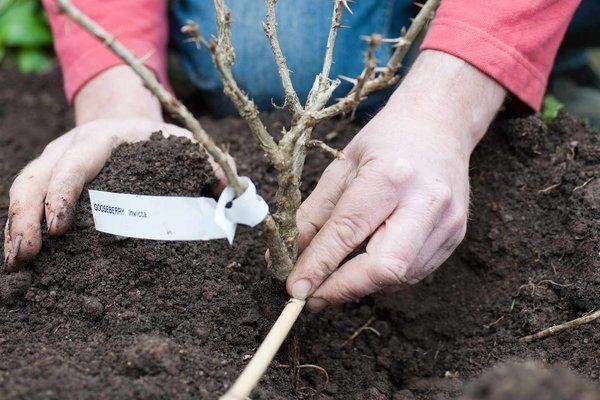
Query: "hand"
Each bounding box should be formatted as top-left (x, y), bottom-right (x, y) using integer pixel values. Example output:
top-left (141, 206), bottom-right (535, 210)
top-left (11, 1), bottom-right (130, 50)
top-left (4, 66), bottom-right (231, 271)
top-left (287, 50), bottom-right (506, 311)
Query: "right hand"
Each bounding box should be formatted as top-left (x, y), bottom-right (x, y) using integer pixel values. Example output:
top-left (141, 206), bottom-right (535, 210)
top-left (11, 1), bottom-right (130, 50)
top-left (4, 66), bottom-right (230, 271)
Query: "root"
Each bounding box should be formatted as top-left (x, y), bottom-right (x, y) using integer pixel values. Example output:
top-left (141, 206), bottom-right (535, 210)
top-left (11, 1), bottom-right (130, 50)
top-left (340, 316), bottom-right (381, 347)
top-left (520, 310), bottom-right (600, 343)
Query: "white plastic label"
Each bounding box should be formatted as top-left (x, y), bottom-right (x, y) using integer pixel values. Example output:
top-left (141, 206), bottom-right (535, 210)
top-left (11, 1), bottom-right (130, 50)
top-left (89, 176), bottom-right (268, 244)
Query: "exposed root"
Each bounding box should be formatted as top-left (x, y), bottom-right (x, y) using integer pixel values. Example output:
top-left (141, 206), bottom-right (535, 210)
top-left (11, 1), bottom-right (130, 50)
top-left (538, 182), bottom-right (561, 193)
top-left (520, 310), bottom-right (600, 343)
top-left (340, 316), bottom-right (381, 347)
top-left (516, 277), bottom-right (573, 297)
top-left (573, 176), bottom-right (595, 192)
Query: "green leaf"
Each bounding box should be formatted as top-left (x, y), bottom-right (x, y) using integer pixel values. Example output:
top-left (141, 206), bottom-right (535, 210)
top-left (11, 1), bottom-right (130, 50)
top-left (0, 0), bottom-right (15, 17)
top-left (541, 95), bottom-right (564, 123)
top-left (16, 48), bottom-right (52, 73)
top-left (0, 0), bottom-right (51, 47)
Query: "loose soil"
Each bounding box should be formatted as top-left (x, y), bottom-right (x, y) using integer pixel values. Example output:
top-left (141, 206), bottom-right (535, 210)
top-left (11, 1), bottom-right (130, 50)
top-left (0, 67), bottom-right (599, 399)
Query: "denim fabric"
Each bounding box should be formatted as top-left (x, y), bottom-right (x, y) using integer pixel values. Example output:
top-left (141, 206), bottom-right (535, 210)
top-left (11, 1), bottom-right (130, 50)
top-left (170, 0), bottom-right (415, 114)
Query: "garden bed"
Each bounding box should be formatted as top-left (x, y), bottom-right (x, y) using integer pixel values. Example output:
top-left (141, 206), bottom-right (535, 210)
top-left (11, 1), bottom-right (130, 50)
top-left (0, 67), bottom-right (599, 399)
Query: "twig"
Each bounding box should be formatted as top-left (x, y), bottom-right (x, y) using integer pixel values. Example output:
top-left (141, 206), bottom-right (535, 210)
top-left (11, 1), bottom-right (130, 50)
top-left (263, 0), bottom-right (302, 115)
top-left (311, 0), bottom-right (440, 122)
top-left (220, 298), bottom-right (305, 400)
top-left (520, 310), bottom-right (600, 343)
top-left (573, 176), bottom-right (595, 192)
top-left (307, 139), bottom-right (344, 159)
top-left (538, 182), bottom-right (561, 193)
top-left (340, 316), bottom-right (380, 347)
top-left (53, 0), bottom-right (245, 195)
top-left (204, 2), bottom-right (285, 168)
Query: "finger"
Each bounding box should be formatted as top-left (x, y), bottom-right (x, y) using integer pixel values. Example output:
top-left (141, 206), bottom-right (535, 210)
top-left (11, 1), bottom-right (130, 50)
top-left (288, 159), bottom-right (411, 300)
top-left (6, 160), bottom-right (53, 270)
top-left (307, 191), bottom-right (450, 310)
top-left (296, 159), bottom-right (354, 252)
top-left (45, 135), bottom-right (116, 236)
top-left (409, 217), bottom-right (467, 284)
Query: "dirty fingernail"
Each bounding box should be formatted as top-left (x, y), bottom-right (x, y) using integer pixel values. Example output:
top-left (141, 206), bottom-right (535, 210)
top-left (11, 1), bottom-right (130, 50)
top-left (12, 235), bottom-right (22, 257)
top-left (291, 279), bottom-right (312, 300)
top-left (307, 297), bottom-right (329, 313)
top-left (46, 212), bottom-right (56, 234)
top-left (3, 249), bottom-right (10, 266)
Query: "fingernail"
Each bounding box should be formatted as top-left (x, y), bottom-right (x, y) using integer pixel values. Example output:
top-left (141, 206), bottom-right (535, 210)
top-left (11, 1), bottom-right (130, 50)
top-left (291, 279), bottom-right (312, 300)
top-left (47, 212), bottom-right (55, 234)
top-left (3, 249), bottom-right (10, 266)
top-left (307, 297), bottom-right (329, 313)
top-left (12, 235), bottom-right (22, 258)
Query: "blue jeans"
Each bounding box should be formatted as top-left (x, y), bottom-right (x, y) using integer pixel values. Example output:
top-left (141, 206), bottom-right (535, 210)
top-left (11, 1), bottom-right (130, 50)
top-left (170, 0), bottom-right (415, 114)
top-left (170, 1), bottom-right (599, 113)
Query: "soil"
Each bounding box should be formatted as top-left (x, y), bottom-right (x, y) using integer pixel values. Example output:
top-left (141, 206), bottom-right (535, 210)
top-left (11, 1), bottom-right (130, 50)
top-left (0, 67), bottom-right (599, 400)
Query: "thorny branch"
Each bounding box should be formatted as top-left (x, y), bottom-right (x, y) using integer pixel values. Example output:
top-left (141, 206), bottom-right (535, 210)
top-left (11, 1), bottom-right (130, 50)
top-left (54, 0), bottom-right (440, 283)
top-left (263, 0), bottom-right (302, 115)
top-left (307, 140), bottom-right (345, 160)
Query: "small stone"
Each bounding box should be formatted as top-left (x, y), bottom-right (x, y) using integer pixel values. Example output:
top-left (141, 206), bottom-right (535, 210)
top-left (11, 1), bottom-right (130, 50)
top-left (81, 296), bottom-right (104, 320)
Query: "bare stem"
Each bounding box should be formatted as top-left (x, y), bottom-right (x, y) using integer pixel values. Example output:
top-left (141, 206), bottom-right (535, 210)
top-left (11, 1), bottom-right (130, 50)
top-left (307, 139), bottom-right (344, 159)
top-left (220, 298), bottom-right (306, 400)
top-left (520, 310), bottom-right (600, 343)
top-left (263, 0), bottom-right (302, 115)
top-left (53, 0), bottom-right (245, 195)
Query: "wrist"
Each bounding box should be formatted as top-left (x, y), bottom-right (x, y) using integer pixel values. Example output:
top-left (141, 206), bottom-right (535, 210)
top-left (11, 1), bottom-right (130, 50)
top-left (385, 50), bottom-right (505, 153)
top-left (74, 65), bottom-right (163, 125)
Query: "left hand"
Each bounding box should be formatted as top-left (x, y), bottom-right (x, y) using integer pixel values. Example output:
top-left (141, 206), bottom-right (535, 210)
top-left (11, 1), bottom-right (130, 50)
top-left (286, 50), bottom-right (506, 311)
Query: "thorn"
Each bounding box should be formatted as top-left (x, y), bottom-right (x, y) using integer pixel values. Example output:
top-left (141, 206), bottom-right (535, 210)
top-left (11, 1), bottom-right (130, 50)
top-left (138, 49), bottom-right (155, 64)
top-left (338, 75), bottom-right (358, 85)
top-left (337, 0), bottom-right (354, 14)
top-left (413, 2), bottom-right (424, 8)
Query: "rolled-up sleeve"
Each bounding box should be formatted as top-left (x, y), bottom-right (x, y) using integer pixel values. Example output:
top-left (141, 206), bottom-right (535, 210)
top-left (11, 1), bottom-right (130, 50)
top-left (42, 0), bottom-right (169, 102)
top-left (421, 0), bottom-right (581, 110)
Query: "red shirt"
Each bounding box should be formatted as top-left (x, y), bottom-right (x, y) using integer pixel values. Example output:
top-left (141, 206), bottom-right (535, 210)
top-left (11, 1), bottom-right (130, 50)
top-left (43, 0), bottom-right (580, 110)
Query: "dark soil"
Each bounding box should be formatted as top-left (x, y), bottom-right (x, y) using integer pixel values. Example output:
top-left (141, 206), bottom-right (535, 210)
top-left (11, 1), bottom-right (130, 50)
top-left (1, 67), bottom-right (599, 400)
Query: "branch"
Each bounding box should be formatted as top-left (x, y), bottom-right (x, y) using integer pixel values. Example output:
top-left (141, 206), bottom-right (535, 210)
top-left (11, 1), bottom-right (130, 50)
top-left (306, 0), bottom-right (345, 110)
top-left (310, 0), bottom-right (441, 122)
top-left (520, 310), bottom-right (600, 343)
top-left (307, 139), bottom-right (344, 159)
top-left (185, 1), bottom-right (284, 168)
top-left (263, 0), bottom-right (302, 115)
top-left (53, 0), bottom-right (245, 196)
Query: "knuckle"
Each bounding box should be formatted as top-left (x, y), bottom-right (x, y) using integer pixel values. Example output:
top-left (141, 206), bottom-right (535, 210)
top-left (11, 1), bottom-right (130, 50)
top-left (328, 279), bottom-right (361, 303)
top-left (370, 255), bottom-right (410, 287)
top-left (429, 183), bottom-right (452, 210)
top-left (330, 215), bottom-right (370, 251)
top-left (363, 158), bottom-right (414, 191)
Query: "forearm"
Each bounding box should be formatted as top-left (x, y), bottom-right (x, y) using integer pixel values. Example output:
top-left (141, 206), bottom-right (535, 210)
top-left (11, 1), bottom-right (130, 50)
top-left (74, 65), bottom-right (162, 125)
top-left (386, 50), bottom-right (506, 154)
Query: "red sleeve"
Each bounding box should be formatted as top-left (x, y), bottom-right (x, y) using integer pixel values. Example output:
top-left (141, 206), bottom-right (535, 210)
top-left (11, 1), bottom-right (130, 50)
top-left (42, 0), bottom-right (169, 103)
top-left (421, 0), bottom-right (581, 110)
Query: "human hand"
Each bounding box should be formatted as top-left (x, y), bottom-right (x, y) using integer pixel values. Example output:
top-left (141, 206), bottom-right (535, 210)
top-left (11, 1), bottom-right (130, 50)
top-left (287, 50), bottom-right (506, 311)
top-left (4, 66), bottom-right (231, 271)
